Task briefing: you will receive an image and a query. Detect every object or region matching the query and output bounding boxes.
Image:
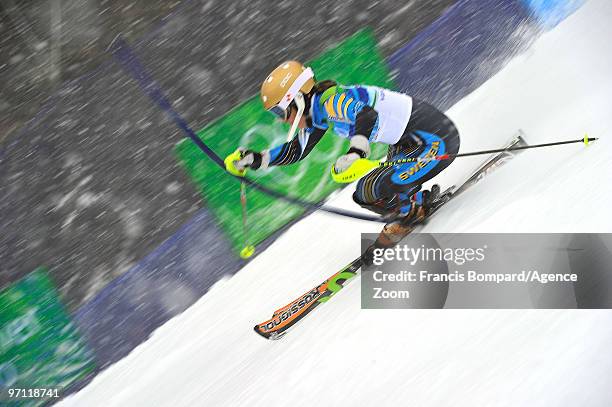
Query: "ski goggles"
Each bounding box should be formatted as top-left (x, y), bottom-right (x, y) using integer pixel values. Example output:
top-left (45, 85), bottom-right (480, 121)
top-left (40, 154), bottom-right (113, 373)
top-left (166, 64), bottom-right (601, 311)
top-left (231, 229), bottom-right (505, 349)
top-left (268, 105), bottom-right (290, 120)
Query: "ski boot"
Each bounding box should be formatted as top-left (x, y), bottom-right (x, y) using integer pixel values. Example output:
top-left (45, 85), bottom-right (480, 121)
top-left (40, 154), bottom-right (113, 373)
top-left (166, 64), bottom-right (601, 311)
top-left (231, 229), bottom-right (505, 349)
top-left (380, 185), bottom-right (440, 243)
top-left (362, 185), bottom-right (441, 266)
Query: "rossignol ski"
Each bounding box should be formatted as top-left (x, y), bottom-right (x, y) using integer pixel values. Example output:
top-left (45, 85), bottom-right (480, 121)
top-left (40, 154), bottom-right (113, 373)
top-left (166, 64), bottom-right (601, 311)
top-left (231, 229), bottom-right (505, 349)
top-left (254, 133), bottom-right (527, 340)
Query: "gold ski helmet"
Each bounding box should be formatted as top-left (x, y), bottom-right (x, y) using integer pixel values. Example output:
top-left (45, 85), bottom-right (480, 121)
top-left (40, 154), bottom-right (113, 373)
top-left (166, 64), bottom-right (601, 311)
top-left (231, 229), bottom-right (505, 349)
top-left (261, 61), bottom-right (315, 140)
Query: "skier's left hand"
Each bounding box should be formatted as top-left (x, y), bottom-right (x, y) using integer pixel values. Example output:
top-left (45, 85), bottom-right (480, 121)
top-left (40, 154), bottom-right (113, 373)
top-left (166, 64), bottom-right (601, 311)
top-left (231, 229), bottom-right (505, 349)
top-left (334, 135), bottom-right (371, 173)
top-left (334, 152), bottom-right (361, 173)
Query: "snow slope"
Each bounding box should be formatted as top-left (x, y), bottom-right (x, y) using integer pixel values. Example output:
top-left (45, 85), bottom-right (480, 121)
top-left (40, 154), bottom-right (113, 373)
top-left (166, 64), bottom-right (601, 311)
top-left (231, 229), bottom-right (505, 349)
top-left (59, 1), bottom-right (612, 406)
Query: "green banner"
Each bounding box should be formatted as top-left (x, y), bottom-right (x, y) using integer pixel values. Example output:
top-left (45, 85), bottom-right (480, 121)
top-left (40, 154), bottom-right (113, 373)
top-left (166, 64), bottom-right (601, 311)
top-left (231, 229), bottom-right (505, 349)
top-left (0, 268), bottom-right (95, 406)
top-left (176, 29), bottom-right (394, 252)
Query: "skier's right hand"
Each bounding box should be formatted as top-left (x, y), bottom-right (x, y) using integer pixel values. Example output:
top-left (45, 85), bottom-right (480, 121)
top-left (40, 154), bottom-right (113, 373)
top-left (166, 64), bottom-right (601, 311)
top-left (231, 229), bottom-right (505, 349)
top-left (224, 148), bottom-right (262, 176)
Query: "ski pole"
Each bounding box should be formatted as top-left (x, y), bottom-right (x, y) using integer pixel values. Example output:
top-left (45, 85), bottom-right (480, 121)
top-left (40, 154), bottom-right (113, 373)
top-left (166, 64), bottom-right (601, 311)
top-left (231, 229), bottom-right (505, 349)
top-left (239, 181), bottom-right (256, 259)
top-left (331, 135), bottom-right (597, 183)
top-left (382, 135), bottom-right (597, 167)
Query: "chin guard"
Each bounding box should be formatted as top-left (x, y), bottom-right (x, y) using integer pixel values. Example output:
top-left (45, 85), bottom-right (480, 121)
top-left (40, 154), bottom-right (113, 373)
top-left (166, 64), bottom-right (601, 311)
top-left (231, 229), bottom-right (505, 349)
top-left (285, 92), bottom-right (306, 142)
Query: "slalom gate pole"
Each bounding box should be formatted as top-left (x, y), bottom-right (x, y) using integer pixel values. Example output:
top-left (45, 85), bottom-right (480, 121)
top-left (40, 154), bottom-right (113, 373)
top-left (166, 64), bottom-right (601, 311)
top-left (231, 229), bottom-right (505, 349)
top-left (381, 135), bottom-right (597, 167)
top-left (110, 35), bottom-right (385, 223)
top-left (239, 181), bottom-right (255, 259)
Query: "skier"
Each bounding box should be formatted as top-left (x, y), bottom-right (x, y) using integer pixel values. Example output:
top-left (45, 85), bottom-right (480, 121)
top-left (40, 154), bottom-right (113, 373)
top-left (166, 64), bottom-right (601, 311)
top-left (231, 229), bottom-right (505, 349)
top-left (225, 61), bottom-right (460, 260)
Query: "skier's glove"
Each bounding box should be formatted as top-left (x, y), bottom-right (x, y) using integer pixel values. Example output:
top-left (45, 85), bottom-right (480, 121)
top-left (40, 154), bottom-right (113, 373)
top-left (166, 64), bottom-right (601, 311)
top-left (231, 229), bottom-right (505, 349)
top-left (334, 152), bottom-right (361, 173)
top-left (334, 135), bottom-right (371, 173)
top-left (224, 148), bottom-right (269, 176)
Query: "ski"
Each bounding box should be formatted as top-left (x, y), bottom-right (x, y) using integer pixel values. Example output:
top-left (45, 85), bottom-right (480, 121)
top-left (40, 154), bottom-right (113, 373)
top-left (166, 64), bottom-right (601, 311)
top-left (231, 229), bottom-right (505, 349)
top-left (253, 257), bottom-right (363, 340)
top-left (254, 132), bottom-right (527, 340)
top-left (253, 190), bottom-right (452, 340)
